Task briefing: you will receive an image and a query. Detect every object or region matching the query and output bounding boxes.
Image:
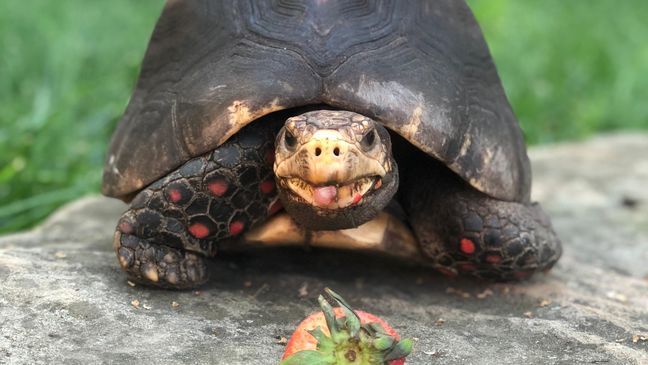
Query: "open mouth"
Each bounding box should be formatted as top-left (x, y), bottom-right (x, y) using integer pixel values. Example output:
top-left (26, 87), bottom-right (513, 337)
top-left (282, 176), bottom-right (382, 209)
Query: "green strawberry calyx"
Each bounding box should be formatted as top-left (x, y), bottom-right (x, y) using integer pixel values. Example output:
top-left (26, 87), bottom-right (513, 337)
top-left (281, 288), bottom-right (413, 365)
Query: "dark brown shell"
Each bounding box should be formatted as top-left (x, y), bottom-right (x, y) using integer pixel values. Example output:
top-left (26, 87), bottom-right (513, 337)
top-left (103, 0), bottom-right (531, 203)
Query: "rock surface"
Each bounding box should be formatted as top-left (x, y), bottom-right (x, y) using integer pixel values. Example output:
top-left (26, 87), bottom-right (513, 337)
top-left (1, 134), bottom-right (648, 365)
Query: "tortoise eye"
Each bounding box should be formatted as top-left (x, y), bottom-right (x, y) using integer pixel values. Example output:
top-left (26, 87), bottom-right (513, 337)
top-left (360, 129), bottom-right (377, 150)
top-left (284, 130), bottom-right (297, 150)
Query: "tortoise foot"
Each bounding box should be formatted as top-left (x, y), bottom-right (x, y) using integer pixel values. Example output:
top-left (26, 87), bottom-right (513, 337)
top-left (110, 122), bottom-right (280, 289)
top-left (113, 228), bottom-right (208, 289)
top-left (415, 197), bottom-right (562, 280)
top-left (403, 162), bottom-right (562, 281)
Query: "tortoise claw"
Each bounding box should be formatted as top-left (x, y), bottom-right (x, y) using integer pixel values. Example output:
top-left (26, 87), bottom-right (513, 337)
top-left (114, 230), bottom-right (208, 289)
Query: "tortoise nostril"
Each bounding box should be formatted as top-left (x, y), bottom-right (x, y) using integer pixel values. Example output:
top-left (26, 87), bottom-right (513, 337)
top-left (333, 147), bottom-right (340, 156)
top-left (315, 147), bottom-right (322, 156)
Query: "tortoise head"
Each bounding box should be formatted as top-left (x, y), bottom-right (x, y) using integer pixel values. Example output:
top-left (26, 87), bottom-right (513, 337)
top-left (274, 110), bottom-right (398, 230)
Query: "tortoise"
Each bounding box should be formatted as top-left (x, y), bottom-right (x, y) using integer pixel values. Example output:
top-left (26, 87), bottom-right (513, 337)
top-left (103, 0), bottom-right (562, 289)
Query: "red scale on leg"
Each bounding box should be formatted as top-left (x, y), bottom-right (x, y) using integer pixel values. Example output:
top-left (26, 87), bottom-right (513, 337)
top-left (459, 263), bottom-right (477, 272)
top-left (118, 220), bottom-right (134, 234)
top-left (229, 221), bottom-right (245, 236)
top-left (514, 271), bottom-right (532, 280)
top-left (485, 254), bottom-right (502, 264)
top-left (208, 180), bottom-right (228, 197)
top-left (189, 222), bottom-right (210, 239)
top-left (167, 189), bottom-right (183, 203)
top-left (260, 180), bottom-right (275, 194)
top-left (265, 149), bottom-right (275, 164)
top-left (268, 200), bottom-right (283, 215)
top-left (459, 238), bottom-right (476, 255)
top-left (436, 267), bottom-right (458, 277)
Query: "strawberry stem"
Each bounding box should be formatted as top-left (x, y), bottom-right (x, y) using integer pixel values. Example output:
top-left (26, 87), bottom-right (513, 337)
top-left (281, 288), bottom-right (413, 365)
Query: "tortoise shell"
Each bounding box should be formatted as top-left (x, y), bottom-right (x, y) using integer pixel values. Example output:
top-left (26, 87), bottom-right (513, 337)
top-left (102, 0), bottom-right (531, 203)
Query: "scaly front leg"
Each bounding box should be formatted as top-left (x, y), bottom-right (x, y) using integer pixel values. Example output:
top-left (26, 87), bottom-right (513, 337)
top-left (113, 124), bottom-right (280, 289)
top-left (402, 159), bottom-right (562, 280)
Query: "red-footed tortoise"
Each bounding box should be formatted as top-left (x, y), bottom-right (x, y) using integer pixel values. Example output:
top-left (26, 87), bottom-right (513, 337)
top-left (103, 0), bottom-right (562, 289)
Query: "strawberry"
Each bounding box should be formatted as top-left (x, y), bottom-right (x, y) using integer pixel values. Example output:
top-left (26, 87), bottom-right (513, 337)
top-left (281, 288), bottom-right (413, 365)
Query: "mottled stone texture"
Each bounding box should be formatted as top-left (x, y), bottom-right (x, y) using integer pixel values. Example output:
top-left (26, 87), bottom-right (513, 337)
top-left (1, 134), bottom-right (647, 364)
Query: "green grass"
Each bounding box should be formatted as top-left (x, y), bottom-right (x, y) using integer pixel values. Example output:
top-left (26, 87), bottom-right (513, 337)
top-left (469, 0), bottom-right (648, 144)
top-left (0, 0), bottom-right (164, 232)
top-left (1, 0), bottom-right (647, 233)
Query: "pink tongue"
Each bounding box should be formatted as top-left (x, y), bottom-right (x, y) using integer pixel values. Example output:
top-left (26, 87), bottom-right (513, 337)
top-left (314, 186), bottom-right (337, 206)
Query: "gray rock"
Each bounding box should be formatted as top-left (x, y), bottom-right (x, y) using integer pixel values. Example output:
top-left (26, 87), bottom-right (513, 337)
top-left (1, 134), bottom-right (647, 365)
